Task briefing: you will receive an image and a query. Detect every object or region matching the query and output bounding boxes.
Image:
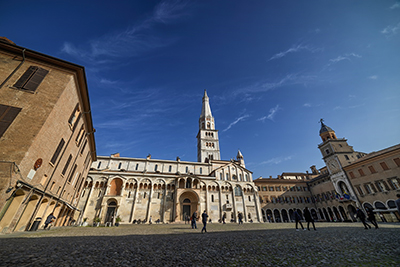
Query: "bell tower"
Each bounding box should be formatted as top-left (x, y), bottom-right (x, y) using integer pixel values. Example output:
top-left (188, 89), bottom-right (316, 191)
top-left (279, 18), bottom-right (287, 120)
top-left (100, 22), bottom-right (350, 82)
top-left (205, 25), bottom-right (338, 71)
top-left (317, 119), bottom-right (363, 206)
top-left (197, 90), bottom-right (221, 162)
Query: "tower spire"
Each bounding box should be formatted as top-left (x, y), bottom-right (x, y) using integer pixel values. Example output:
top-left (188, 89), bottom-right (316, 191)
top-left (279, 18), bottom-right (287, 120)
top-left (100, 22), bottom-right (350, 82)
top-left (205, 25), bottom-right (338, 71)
top-left (200, 90), bottom-right (213, 122)
top-left (197, 91), bottom-right (220, 162)
top-left (319, 119), bottom-right (337, 142)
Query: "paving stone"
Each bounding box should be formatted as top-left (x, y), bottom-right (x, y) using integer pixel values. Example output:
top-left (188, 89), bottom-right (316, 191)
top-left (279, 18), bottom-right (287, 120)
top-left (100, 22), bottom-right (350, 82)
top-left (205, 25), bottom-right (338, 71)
top-left (0, 222), bottom-right (399, 266)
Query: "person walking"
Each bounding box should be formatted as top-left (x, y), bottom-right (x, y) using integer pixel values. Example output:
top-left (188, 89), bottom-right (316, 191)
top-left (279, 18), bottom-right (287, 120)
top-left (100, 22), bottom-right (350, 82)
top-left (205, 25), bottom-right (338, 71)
top-left (238, 212), bottom-right (243, 224)
top-left (294, 209), bottom-right (305, 231)
top-left (355, 208), bottom-right (371, 229)
top-left (365, 207), bottom-right (378, 229)
top-left (304, 207), bottom-right (316, 231)
top-left (44, 213), bottom-right (56, 230)
top-left (201, 210), bottom-right (209, 233)
top-left (191, 211), bottom-right (198, 229)
top-left (222, 213), bottom-right (226, 224)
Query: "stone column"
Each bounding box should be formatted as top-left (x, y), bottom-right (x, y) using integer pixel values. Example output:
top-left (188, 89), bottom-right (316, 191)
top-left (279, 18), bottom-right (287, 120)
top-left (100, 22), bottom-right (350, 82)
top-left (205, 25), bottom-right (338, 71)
top-left (231, 186), bottom-right (237, 223)
top-left (146, 183), bottom-right (153, 222)
top-left (129, 186), bottom-right (139, 222)
top-left (162, 184), bottom-right (167, 223)
top-left (217, 184), bottom-right (222, 221)
top-left (242, 188), bottom-right (247, 222)
top-left (253, 190), bottom-right (262, 222)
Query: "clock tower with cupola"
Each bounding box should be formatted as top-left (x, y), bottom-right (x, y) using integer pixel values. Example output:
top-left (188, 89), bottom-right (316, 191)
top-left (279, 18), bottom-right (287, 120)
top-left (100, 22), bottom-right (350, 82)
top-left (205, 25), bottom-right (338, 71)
top-left (197, 90), bottom-right (221, 163)
top-left (317, 119), bottom-right (365, 205)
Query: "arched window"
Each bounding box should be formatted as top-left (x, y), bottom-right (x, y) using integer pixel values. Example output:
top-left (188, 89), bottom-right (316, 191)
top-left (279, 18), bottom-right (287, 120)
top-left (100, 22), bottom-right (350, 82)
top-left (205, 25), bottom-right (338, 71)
top-left (220, 173), bottom-right (222, 180)
top-left (186, 179), bottom-right (192, 188)
top-left (245, 174), bottom-right (248, 181)
top-left (226, 173), bottom-right (229, 180)
top-left (118, 163), bottom-right (121, 169)
top-left (109, 178), bottom-right (123, 196)
top-left (186, 166), bottom-right (189, 173)
top-left (200, 168), bottom-right (202, 174)
top-left (168, 165), bottom-right (172, 172)
top-left (154, 164), bottom-right (158, 172)
top-left (234, 186), bottom-right (242, 196)
top-left (211, 195), bottom-right (214, 202)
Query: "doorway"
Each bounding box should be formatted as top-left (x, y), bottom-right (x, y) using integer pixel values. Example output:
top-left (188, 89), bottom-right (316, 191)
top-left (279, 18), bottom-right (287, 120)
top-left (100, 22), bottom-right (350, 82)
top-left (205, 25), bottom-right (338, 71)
top-left (105, 201), bottom-right (117, 224)
top-left (182, 199), bottom-right (191, 221)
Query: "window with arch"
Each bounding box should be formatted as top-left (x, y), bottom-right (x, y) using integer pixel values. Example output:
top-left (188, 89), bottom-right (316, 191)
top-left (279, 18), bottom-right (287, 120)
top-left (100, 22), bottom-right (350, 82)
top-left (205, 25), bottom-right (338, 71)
top-left (200, 167), bottom-right (202, 174)
top-left (135, 163), bottom-right (139, 170)
top-left (220, 173), bottom-right (222, 180)
top-left (155, 164), bottom-right (158, 172)
top-left (169, 165), bottom-right (172, 172)
top-left (226, 173), bottom-right (229, 180)
top-left (186, 166), bottom-right (189, 173)
top-left (211, 195), bottom-right (214, 202)
top-left (245, 174), bottom-right (248, 181)
top-left (234, 186), bottom-right (242, 196)
top-left (109, 178), bottom-right (123, 196)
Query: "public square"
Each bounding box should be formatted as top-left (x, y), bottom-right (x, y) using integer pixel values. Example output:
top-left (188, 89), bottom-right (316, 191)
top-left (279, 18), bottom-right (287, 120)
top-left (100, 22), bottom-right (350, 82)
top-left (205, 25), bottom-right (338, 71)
top-left (0, 222), bottom-right (399, 266)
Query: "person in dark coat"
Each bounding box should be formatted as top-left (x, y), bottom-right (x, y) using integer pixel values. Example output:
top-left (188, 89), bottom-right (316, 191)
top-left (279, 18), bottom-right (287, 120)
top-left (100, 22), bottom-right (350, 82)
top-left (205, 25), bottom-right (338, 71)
top-left (201, 210), bottom-right (209, 233)
top-left (304, 207), bottom-right (316, 231)
top-left (44, 213), bottom-right (56, 230)
top-left (294, 209), bottom-right (305, 231)
top-left (365, 207), bottom-right (378, 229)
top-left (238, 212), bottom-right (243, 224)
top-left (191, 211), bottom-right (198, 229)
top-left (356, 208), bottom-right (371, 229)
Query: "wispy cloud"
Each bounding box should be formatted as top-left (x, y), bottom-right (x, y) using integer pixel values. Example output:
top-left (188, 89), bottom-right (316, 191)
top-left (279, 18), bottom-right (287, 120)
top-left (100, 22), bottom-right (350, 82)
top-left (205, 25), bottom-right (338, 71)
top-left (260, 155), bottom-right (292, 165)
top-left (329, 53), bottom-right (361, 63)
top-left (303, 103), bottom-right (311, 108)
top-left (269, 44), bottom-right (322, 60)
top-left (333, 104), bottom-right (364, 111)
top-left (326, 53), bottom-right (362, 67)
top-left (223, 115), bottom-right (250, 132)
top-left (258, 105), bottom-right (281, 122)
top-left (368, 75), bottom-right (378, 80)
top-left (61, 0), bottom-right (190, 65)
top-left (390, 2), bottom-right (400, 9)
top-left (381, 22), bottom-right (400, 36)
top-left (154, 0), bottom-right (190, 23)
top-left (237, 73), bottom-right (317, 95)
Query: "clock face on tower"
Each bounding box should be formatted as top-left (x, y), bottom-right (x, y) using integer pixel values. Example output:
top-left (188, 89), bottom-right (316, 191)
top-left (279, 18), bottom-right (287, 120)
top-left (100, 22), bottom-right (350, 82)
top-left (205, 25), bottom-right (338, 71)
top-left (328, 159), bottom-right (339, 173)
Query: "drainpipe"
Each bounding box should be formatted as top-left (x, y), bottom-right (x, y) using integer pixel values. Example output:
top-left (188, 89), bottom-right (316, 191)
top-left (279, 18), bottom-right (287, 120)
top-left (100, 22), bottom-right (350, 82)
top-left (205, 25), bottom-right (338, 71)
top-left (0, 49), bottom-right (26, 89)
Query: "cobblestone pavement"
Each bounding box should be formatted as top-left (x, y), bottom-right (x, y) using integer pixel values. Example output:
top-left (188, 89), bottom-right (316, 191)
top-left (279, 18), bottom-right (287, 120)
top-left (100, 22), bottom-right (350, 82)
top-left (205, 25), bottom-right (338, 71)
top-left (1, 222), bottom-right (399, 266)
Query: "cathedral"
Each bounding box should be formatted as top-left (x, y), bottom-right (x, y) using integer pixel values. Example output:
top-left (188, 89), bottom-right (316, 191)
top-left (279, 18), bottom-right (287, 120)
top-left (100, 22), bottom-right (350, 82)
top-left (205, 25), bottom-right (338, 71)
top-left (78, 91), bottom-right (263, 224)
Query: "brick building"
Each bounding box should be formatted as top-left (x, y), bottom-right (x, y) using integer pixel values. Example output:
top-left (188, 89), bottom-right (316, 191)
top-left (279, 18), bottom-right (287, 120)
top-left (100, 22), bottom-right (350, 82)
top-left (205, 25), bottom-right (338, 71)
top-left (0, 38), bottom-right (96, 233)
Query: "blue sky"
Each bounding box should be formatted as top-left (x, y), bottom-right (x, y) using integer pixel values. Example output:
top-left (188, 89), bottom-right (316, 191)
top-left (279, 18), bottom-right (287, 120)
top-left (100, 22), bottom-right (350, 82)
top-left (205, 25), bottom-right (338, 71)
top-left (1, 0), bottom-right (399, 178)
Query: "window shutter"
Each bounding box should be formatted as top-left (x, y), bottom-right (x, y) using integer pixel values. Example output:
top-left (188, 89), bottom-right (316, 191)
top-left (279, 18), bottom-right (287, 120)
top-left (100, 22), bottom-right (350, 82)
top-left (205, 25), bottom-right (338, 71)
top-left (50, 139), bottom-right (65, 165)
top-left (23, 67), bottom-right (49, 92)
top-left (14, 66), bottom-right (37, 89)
top-left (62, 155), bottom-right (73, 175)
top-left (0, 105), bottom-right (22, 138)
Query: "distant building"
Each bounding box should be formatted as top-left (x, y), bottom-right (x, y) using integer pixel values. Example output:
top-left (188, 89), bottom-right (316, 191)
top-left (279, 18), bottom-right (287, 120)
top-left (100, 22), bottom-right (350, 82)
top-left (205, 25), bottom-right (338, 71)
top-left (0, 38), bottom-right (96, 233)
top-left (78, 91), bottom-right (262, 225)
top-left (254, 171), bottom-right (319, 222)
top-left (254, 120), bottom-right (400, 223)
